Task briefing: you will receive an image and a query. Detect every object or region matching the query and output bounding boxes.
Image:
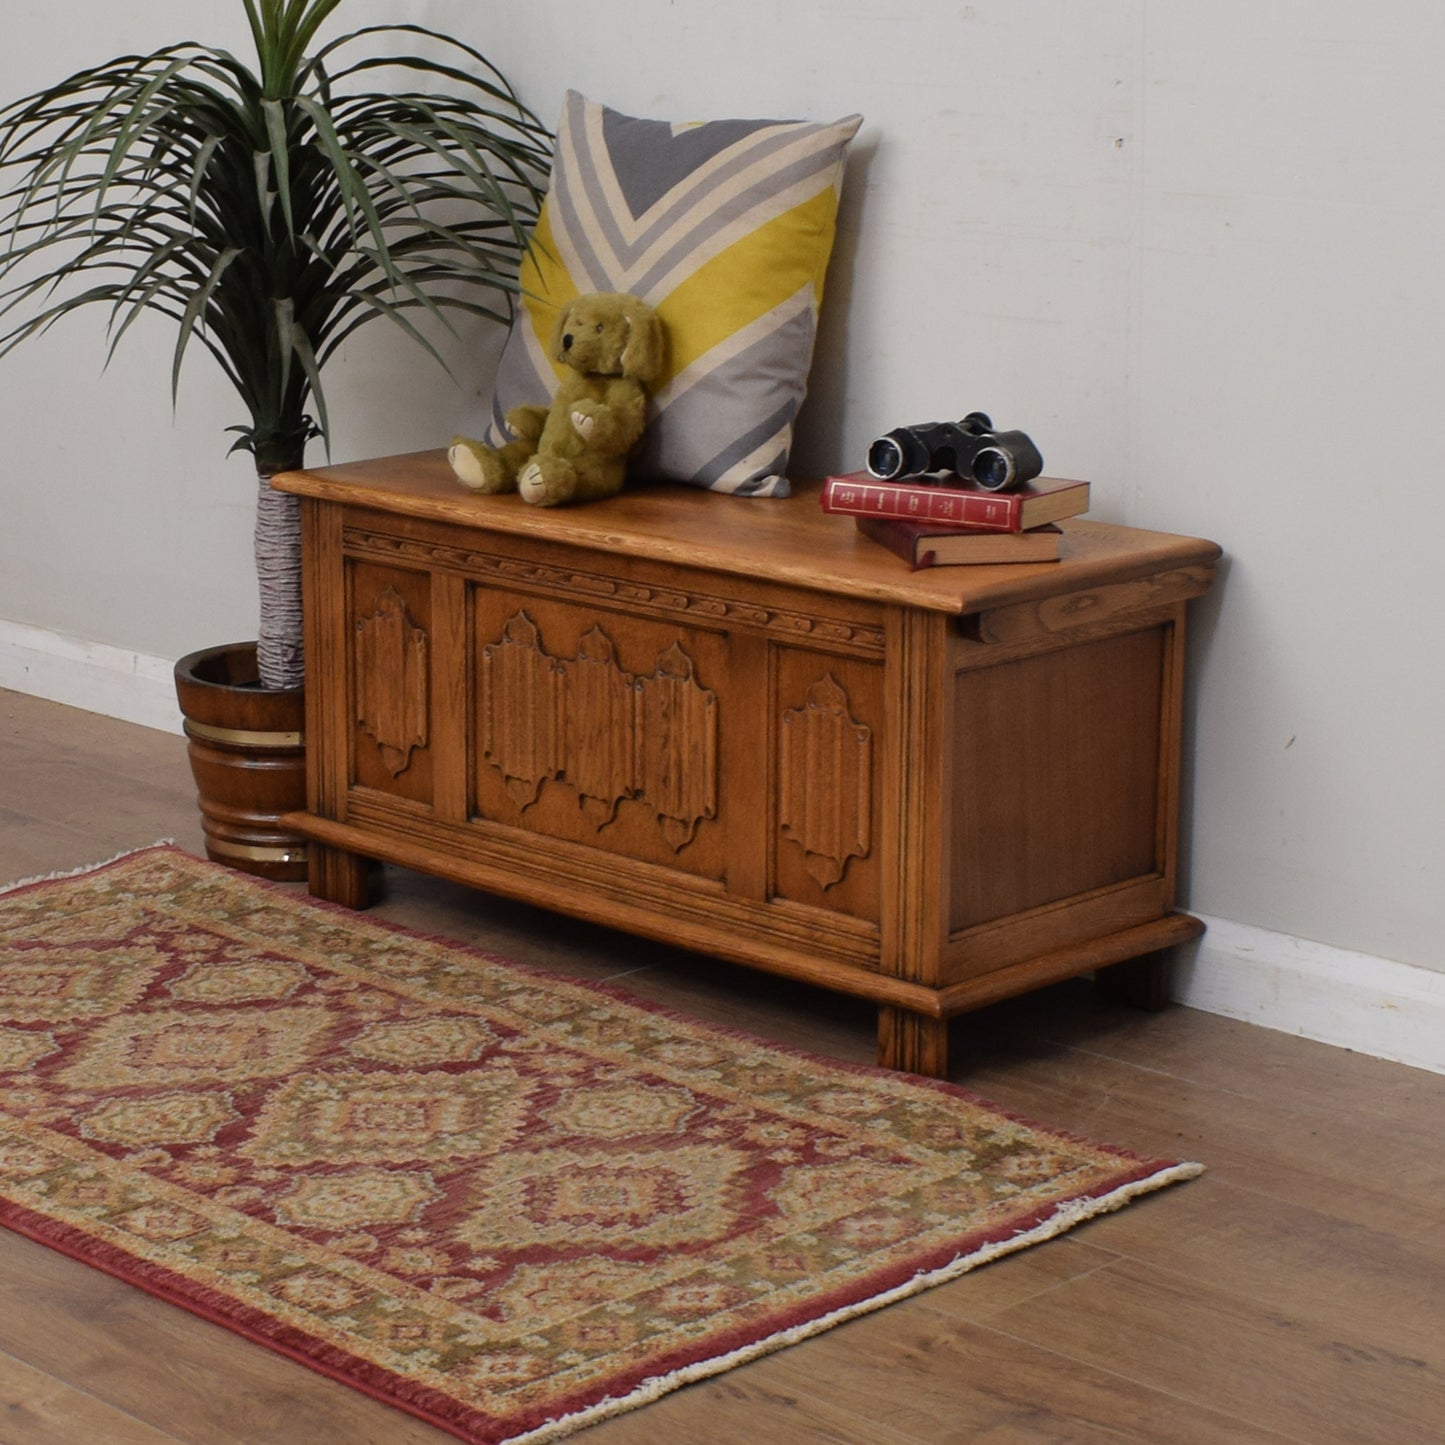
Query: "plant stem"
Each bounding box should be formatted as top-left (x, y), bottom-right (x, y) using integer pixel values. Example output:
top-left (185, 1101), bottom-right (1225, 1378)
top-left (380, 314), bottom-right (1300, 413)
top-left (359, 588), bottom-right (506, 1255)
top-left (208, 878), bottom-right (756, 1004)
top-left (254, 476), bottom-right (304, 690)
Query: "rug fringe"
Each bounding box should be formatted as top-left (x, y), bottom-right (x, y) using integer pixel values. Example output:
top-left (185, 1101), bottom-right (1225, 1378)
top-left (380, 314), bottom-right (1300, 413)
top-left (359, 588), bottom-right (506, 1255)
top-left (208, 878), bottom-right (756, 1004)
top-left (508, 1159), bottom-right (1205, 1444)
top-left (0, 840), bottom-right (177, 898)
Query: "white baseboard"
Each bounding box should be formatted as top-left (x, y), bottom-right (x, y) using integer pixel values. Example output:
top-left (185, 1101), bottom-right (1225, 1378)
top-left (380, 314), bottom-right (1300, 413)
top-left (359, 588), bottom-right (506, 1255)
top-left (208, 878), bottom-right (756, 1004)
top-left (4, 619), bottom-right (1443, 1075)
top-left (1174, 916), bottom-right (1445, 1076)
top-left (0, 619), bottom-right (182, 735)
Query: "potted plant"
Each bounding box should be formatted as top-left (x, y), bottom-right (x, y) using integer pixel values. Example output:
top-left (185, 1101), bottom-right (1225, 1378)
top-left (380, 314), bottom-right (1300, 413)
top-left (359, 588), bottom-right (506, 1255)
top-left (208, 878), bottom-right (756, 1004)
top-left (0, 0), bottom-right (549, 876)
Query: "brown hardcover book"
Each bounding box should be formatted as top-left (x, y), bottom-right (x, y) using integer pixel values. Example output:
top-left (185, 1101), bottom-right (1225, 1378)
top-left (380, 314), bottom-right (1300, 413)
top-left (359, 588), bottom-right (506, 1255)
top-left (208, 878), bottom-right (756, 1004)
top-left (821, 471), bottom-right (1090, 532)
top-left (857, 516), bottom-right (1063, 569)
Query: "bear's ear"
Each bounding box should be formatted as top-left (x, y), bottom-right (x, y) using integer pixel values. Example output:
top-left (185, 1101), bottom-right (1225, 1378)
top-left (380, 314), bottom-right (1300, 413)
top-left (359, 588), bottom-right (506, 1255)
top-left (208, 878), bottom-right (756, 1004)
top-left (619, 304), bottom-right (664, 384)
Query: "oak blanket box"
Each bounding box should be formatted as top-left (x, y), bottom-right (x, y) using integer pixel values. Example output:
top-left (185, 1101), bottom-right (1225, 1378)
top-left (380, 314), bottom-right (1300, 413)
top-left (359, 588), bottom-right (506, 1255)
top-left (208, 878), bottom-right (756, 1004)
top-left (273, 451), bottom-right (1220, 1078)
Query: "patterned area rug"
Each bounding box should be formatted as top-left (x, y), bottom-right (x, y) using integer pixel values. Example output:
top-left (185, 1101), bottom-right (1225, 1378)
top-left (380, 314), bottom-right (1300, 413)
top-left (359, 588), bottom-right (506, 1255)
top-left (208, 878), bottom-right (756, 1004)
top-left (0, 847), bottom-right (1200, 1443)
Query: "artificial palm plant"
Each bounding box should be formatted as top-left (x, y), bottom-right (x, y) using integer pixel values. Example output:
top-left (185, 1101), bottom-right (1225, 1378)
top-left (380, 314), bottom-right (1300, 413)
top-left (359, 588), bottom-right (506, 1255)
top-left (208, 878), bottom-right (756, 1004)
top-left (0, 0), bottom-right (550, 689)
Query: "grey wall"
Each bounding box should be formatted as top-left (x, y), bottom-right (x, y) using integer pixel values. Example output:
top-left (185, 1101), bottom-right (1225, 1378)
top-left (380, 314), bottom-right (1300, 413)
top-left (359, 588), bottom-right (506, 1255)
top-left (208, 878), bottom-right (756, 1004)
top-left (3, 1), bottom-right (1442, 973)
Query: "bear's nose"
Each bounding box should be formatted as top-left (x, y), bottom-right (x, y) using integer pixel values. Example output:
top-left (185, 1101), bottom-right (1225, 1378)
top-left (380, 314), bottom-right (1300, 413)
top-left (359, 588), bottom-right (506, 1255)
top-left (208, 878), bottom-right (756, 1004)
top-left (562, 332), bottom-right (573, 351)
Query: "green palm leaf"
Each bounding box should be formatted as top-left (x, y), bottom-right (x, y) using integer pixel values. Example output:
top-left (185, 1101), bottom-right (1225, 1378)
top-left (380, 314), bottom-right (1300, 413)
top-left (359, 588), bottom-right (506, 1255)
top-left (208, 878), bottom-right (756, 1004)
top-left (0, 1), bottom-right (550, 469)
top-left (0, 0), bottom-right (549, 690)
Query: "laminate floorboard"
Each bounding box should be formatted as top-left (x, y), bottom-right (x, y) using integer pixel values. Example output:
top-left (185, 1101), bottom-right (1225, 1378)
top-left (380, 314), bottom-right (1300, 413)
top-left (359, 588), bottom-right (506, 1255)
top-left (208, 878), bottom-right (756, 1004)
top-left (2, 688), bottom-right (1442, 1444)
top-left (0, 1347), bottom-right (185, 1445)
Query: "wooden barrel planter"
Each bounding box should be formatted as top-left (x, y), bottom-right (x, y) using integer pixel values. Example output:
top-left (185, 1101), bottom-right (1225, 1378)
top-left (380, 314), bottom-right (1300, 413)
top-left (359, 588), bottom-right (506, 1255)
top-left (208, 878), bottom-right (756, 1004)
top-left (174, 642), bottom-right (308, 881)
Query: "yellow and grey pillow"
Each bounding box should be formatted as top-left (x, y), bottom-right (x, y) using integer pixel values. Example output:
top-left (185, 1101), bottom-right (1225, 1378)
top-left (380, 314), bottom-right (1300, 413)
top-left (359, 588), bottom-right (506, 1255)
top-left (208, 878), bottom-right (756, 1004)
top-left (485, 91), bottom-right (862, 497)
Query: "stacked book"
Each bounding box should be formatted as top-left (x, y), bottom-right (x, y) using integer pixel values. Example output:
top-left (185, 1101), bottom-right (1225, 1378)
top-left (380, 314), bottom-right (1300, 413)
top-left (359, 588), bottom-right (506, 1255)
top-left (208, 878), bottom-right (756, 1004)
top-left (820, 471), bottom-right (1090, 570)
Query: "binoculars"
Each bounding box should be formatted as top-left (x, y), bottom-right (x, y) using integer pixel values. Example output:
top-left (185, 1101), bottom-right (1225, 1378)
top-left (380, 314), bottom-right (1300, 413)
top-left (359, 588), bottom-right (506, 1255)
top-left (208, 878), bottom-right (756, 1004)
top-left (865, 412), bottom-right (1043, 492)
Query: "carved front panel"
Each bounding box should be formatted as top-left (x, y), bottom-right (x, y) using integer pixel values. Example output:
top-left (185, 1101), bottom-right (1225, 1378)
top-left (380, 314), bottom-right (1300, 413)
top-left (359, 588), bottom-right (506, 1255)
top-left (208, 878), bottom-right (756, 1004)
top-left (566, 627), bottom-right (637, 828)
top-left (772, 650), bottom-right (884, 922)
top-left (480, 612), bottom-right (566, 810)
top-left (354, 587), bottom-right (428, 777)
top-left (779, 674), bottom-right (872, 890)
top-left (471, 592), bottom-right (729, 880)
top-left (347, 563), bottom-right (434, 804)
top-left (634, 642), bottom-right (717, 852)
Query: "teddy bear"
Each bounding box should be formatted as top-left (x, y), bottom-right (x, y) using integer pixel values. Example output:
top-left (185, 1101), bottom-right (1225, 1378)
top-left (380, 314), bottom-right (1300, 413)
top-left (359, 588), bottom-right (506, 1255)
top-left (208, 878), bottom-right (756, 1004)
top-left (448, 291), bottom-right (664, 506)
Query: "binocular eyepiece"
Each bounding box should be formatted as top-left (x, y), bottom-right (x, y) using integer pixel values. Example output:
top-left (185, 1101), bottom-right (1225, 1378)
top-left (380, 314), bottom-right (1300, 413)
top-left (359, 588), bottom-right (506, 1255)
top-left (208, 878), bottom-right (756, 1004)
top-left (865, 412), bottom-right (1043, 492)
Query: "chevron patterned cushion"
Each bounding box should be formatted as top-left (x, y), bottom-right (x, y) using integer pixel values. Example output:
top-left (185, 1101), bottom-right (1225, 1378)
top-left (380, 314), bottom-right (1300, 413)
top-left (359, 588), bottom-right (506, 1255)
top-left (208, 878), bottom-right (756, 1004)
top-left (485, 91), bottom-right (862, 497)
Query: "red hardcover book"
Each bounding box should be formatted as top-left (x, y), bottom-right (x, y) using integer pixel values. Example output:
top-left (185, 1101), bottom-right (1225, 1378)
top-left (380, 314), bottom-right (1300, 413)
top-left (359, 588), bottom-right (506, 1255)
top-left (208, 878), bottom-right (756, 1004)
top-left (820, 471), bottom-right (1090, 532)
top-left (857, 516), bottom-right (1062, 569)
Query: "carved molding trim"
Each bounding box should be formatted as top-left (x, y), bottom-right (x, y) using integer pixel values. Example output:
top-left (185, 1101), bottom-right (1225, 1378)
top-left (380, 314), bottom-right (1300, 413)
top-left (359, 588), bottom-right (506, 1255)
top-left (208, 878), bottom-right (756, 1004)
top-left (477, 614), bottom-right (718, 851)
top-left (343, 528), bottom-right (884, 654)
top-left (779, 673), bottom-right (873, 889)
top-left (353, 587), bottom-right (428, 777)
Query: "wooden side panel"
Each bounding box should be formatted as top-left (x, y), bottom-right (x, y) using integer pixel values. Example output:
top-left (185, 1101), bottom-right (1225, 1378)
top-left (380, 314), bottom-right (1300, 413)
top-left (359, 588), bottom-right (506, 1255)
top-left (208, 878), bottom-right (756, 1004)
top-left (950, 625), bottom-right (1166, 933)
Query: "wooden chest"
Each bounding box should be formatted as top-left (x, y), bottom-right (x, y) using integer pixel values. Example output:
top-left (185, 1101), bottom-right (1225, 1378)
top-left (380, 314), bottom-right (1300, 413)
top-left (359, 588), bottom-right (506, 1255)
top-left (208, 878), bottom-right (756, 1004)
top-left (273, 452), bottom-right (1219, 1076)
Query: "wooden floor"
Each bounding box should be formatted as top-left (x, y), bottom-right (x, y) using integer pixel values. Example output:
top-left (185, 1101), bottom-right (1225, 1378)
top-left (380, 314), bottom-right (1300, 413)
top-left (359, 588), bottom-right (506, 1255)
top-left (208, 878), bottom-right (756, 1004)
top-left (1, 687), bottom-right (1442, 1444)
